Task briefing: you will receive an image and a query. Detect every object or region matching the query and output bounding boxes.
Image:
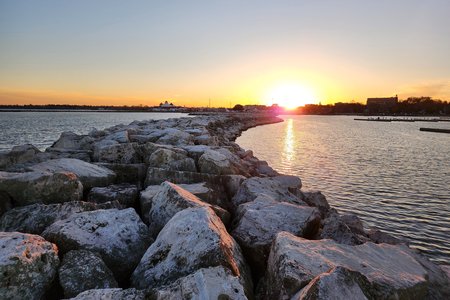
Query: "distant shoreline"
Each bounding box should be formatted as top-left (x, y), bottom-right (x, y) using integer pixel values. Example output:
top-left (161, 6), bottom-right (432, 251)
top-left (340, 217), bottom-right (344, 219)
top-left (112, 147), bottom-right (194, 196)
top-left (0, 109), bottom-right (187, 113)
top-left (1, 109), bottom-right (448, 118)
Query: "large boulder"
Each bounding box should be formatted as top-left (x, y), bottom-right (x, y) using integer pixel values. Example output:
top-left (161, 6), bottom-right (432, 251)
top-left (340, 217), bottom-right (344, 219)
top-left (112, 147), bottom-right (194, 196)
top-left (0, 232), bottom-right (59, 300)
top-left (42, 208), bottom-right (152, 284)
top-left (140, 182), bottom-right (228, 223)
top-left (231, 195), bottom-right (321, 274)
top-left (59, 250), bottom-right (118, 298)
top-left (194, 134), bottom-right (219, 146)
top-left (104, 130), bottom-right (130, 143)
top-left (131, 207), bottom-right (253, 297)
top-left (272, 175), bottom-right (302, 190)
top-left (0, 170), bottom-right (83, 206)
top-left (87, 183), bottom-right (138, 207)
top-left (292, 266), bottom-right (375, 300)
top-left (147, 182), bottom-right (230, 236)
top-left (232, 177), bottom-right (304, 208)
top-left (0, 144), bottom-right (41, 170)
top-left (0, 201), bottom-right (121, 234)
top-left (148, 148), bottom-right (197, 172)
top-left (266, 232), bottom-right (430, 299)
top-left (181, 145), bottom-right (212, 162)
top-left (320, 210), bottom-right (369, 245)
top-left (366, 228), bottom-right (404, 245)
top-left (50, 131), bottom-right (94, 151)
top-left (68, 288), bottom-right (145, 300)
top-left (30, 158), bottom-right (116, 189)
top-left (156, 128), bottom-right (194, 146)
top-left (147, 266), bottom-right (247, 300)
top-left (92, 142), bottom-right (141, 164)
top-left (301, 191), bottom-right (330, 218)
top-left (135, 142), bottom-right (187, 162)
top-left (198, 149), bottom-right (237, 175)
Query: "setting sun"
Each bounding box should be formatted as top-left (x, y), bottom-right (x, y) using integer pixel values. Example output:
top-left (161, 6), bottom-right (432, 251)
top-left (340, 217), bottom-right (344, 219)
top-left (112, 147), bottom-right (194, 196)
top-left (265, 83), bottom-right (317, 109)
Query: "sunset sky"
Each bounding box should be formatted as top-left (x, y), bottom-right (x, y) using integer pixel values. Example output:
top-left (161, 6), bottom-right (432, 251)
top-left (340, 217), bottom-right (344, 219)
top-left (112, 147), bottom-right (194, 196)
top-left (1, 0), bottom-right (449, 107)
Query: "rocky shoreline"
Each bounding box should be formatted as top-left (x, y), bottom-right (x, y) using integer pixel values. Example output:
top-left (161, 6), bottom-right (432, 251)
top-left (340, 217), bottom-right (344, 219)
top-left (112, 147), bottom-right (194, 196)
top-left (0, 113), bottom-right (448, 299)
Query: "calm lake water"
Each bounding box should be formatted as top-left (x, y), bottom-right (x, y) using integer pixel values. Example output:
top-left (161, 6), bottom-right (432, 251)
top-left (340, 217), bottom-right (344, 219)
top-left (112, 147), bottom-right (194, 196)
top-left (237, 115), bottom-right (450, 264)
top-left (0, 111), bottom-right (188, 151)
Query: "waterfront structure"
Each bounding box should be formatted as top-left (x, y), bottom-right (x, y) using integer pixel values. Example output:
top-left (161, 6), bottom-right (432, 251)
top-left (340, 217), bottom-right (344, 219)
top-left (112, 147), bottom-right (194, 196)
top-left (159, 101), bottom-right (177, 108)
top-left (366, 96), bottom-right (398, 113)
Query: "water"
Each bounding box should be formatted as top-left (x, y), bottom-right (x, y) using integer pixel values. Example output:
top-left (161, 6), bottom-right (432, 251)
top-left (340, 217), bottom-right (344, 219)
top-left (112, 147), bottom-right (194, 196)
top-left (0, 111), bottom-right (189, 151)
top-left (237, 115), bottom-right (450, 264)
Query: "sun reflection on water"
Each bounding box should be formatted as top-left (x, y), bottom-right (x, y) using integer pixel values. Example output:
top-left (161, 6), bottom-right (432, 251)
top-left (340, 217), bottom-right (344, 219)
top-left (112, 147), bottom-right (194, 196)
top-left (282, 118), bottom-right (296, 164)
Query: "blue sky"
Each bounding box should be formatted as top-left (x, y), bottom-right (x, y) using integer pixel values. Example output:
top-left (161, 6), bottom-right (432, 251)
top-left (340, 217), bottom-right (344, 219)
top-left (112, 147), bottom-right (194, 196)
top-left (1, 0), bottom-right (449, 106)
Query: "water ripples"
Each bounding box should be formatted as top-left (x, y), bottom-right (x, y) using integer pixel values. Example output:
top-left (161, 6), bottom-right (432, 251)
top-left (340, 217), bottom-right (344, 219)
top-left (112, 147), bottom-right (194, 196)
top-left (237, 115), bottom-right (450, 264)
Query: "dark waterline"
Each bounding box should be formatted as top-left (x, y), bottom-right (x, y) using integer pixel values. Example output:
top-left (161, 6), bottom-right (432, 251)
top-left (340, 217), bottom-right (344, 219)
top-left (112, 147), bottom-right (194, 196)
top-left (237, 115), bottom-right (450, 264)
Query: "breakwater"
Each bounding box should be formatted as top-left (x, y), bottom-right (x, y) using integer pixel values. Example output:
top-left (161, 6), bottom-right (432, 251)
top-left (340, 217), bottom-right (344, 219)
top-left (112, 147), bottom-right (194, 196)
top-left (0, 113), bottom-right (448, 299)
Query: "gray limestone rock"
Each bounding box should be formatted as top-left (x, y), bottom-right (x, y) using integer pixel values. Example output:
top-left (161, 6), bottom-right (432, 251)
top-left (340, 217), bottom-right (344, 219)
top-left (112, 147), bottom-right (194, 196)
top-left (68, 288), bottom-right (145, 300)
top-left (88, 183), bottom-right (139, 207)
top-left (104, 130), bottom-right (130, 143)
top-left (0, 170), bottom-right (83, 206)
top-left (0, 201), bottom-right (118, 234)
top-left (301, 191), bottom-right (330, 218)
top-left (198, 149), bottom-right (237, 175)
top-left (42, 208), bottom-right (152, 284)
top-left (93, 142), bottom-right (142, 164)
top-left (194, 134), bottom-right (219, 146)
top-left (266, 231), bottom-right (429, 299)
top-left (156, 128), bottom-right (194, 146)
top-left (140, 182), bottom-right (226, 224)
top-left (50, 132), bottom-right (94, 151)
top-left (272, 175), bottom-right (302, 190)
top-left (131, 207), bottom-right (253, 297)
top-left (0, 232), bottom-right (59, 300)
top-left (181, 145), bottom-right (212, 162)
top-left (232, 176), bottom-right (305, 208)
top-left (292, 266), bottom-right (375, 300)
top-left (59, 250), bottom-right (118, 298)
top-left (147, 266), bottom-right (247, 300)
top-left (320, 210), bottom-right (369, 245)
top-left (30, 158), bottom-right (116, 189)
top-left (366, 229), bottom-right (404, 245)
top-left (148, 148), bottom-right (197, 172)
top-left (231, 195), bottom-right (321, 273)
top-left (0, 201), bottom-right (121, 234)
top-left (0, 144), bottom-right (41, 170)
top-left (147, 181), bottom-right (230, 236)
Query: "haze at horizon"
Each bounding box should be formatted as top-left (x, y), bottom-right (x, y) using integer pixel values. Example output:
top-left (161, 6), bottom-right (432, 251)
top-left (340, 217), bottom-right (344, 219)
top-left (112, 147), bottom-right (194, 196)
top-left (1, 0), bottom-right (449, 107)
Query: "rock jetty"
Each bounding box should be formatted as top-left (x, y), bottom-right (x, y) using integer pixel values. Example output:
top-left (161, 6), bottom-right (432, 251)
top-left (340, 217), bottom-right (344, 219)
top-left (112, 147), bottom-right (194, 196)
top-left (0, 113), bottom-right (448, 299)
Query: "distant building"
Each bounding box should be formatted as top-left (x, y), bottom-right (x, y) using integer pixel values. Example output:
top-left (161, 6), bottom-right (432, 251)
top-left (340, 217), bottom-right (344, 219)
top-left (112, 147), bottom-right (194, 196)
top-left (159, 101), bottom-right (177, 108)
top-left (366, 96), bottom-right (398, 113)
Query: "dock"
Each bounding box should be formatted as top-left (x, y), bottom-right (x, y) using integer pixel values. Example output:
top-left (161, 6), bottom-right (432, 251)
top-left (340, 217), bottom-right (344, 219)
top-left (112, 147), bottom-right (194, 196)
top-left (419, 128), bottom-right (450, 134)
top-left (354, 117), bottom-right (449, 122)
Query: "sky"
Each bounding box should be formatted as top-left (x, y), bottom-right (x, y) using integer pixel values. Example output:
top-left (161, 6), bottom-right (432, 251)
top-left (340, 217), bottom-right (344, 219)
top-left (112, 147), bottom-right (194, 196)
top-left (1, 0), bottom-right (449, 107)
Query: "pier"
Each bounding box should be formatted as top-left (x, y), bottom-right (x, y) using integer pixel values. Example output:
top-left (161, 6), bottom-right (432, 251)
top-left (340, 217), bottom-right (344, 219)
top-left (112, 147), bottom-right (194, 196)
top-left (420, 128), bottom-right (450, 134)
top-left (354, 117), bottom-right (450, 122)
